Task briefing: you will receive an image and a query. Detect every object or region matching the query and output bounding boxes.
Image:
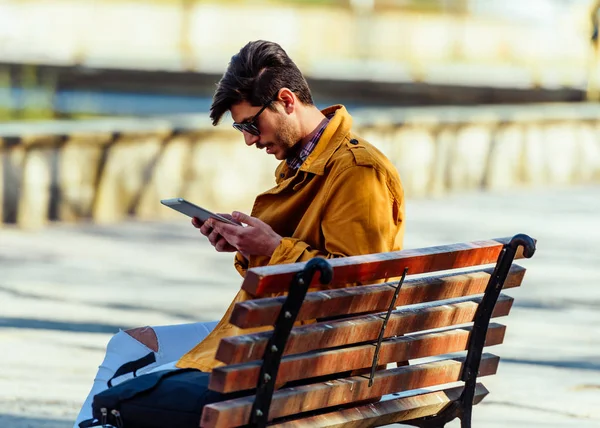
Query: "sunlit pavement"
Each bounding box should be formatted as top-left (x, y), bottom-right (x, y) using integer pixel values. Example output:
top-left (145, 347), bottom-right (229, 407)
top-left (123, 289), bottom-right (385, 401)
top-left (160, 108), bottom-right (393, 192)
top-left (1, 185), bottom-right (599, 427)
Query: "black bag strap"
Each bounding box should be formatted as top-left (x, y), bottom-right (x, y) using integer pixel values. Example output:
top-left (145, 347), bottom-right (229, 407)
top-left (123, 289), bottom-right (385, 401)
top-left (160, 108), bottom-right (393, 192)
top-left (108, 352), bottom-right (156, 388)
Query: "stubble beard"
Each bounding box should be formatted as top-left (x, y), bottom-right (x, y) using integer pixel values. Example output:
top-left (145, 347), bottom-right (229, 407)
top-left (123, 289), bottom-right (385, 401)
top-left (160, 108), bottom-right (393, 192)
top-left (274, 118), bottom-right (301, 160)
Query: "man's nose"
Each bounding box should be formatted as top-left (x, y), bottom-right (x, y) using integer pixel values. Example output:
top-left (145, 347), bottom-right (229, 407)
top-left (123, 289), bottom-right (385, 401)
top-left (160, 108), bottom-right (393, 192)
top-left (243, 131), bottom-right (260, 146)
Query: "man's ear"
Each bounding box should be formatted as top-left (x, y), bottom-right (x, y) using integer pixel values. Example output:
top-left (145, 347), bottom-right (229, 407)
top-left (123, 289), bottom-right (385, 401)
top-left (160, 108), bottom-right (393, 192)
top-left (277, 88), bottom-right (295, 114)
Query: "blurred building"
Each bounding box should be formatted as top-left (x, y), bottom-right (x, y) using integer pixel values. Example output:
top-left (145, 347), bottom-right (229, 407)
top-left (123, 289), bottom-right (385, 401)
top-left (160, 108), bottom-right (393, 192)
top-left (0, 0), bottom-right (598, 118)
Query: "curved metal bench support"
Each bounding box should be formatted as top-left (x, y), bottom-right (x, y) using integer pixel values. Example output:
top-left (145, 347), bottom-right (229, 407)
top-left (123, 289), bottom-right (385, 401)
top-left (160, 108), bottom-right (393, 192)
top-left (250, 258), bottom-right (333, 428)
top-left (405, 233), bottom-right (536, 428)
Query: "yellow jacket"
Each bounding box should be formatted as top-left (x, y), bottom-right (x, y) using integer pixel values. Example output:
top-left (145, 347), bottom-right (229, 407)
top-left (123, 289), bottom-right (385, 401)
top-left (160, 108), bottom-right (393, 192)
top-left (176, 105), bottom-right (404, 371)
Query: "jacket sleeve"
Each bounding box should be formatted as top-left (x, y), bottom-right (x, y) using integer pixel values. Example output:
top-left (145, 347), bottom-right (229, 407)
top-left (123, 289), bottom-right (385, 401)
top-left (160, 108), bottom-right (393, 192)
top-left (234, 252), bottom-right (249, 277)
top-left (268, 164), bottom-right (402, 266)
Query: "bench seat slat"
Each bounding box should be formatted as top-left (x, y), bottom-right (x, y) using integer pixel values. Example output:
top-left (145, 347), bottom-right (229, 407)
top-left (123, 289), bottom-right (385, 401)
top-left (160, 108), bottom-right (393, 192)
top-left (268, 383), bottom-right (490, 427)
top-left (201, 354), bottom-right (499, 428)
top-left (242, 237), bottom-right (529, 296)
top-left (231, 265), bottom-right (525, 328)
top-left (209, 323), bottom-right (506, 393)
top-left (216, 294), bottom-right (513, 365)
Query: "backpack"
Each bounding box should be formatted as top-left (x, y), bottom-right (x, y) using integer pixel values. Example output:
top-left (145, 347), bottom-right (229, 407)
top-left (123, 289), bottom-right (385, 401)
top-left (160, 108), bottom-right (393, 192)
top-left (78, 367), bottom-right (235, 428)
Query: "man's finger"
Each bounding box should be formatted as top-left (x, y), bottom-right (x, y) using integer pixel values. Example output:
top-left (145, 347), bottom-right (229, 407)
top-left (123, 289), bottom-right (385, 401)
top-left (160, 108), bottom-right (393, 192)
top-left (215, 237), bottom-right (226, 252)
top-left (232, 211), bottom-right (259, 226)
top-left (208, 229), bottom-right (220, 246)
top-left (212, 221), bottom-right (242, 237)
top-left (192, 217), bottom-right (204, 228)
top-left (199, 222), bottom-right (213, 236)
top-left (215, 237), bottom-right (235, 252)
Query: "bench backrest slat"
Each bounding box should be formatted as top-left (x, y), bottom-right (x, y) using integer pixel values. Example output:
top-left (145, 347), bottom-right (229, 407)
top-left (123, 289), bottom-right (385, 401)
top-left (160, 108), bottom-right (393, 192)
top-left (231, 265), bottom-right (525, 328)
top-left (209, 323), bottom-right (506, 394)
top-left (242, 237), bottom-right (524, 296)
top-left (216, 294), bottom-right (513, 365)
top-left (201, 354), bottom-right (500, 428)
top-left (268, 383), bottom-right (490, 428)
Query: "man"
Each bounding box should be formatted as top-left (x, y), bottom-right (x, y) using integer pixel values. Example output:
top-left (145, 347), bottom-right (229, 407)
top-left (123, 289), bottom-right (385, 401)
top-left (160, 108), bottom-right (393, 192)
top-left (74, 40), bottom-right (404, 427)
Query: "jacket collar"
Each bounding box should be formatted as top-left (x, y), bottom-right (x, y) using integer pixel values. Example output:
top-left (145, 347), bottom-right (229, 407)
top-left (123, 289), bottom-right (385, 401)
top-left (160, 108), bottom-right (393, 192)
top-left (298, 105), bottom-right (352, 176)
top-left (273, 105), bottom-right (352, 181)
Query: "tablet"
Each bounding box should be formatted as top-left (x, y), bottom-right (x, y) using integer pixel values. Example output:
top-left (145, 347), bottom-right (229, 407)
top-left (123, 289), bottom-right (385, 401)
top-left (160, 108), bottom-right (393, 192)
top-left (160, 198), bottom-right (241, 226)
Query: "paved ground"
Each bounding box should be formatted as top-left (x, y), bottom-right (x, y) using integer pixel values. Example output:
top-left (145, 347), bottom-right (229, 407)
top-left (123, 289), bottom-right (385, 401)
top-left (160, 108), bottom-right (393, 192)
top-left (1, 185), bottom-right (599, 427)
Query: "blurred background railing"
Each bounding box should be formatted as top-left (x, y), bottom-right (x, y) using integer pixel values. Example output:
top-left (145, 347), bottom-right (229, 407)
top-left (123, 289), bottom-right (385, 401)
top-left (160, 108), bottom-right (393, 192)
top-left (1, 0), bottom-right (600, 228)
top-left (3, 102), bottom-right (600, 229)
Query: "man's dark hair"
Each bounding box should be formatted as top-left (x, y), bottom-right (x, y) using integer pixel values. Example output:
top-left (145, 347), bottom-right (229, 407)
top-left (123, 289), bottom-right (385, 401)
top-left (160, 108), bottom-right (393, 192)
top-left (210, 40), bottom-right (314, 125)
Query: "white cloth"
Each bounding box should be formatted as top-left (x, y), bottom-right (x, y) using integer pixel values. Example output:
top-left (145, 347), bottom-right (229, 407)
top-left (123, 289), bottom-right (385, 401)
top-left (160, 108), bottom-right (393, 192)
top-left (73, 321), bottom-right (218, 428)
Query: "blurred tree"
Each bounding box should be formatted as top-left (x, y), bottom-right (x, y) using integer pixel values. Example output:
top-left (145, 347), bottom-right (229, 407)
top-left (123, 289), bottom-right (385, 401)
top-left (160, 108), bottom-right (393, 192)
top-left (0, 67), bottom-right (13, 121)
top-left (588, 0), bottom-right (600, 101)
top-left (19, 65), bottom-right (57, 120)
top-left (181, 0), bottom-right (196, 71)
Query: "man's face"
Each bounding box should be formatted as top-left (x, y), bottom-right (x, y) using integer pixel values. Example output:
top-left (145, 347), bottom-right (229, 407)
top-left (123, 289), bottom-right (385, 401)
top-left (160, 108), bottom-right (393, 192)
top-left (230, 100), bottom-right (301, 161)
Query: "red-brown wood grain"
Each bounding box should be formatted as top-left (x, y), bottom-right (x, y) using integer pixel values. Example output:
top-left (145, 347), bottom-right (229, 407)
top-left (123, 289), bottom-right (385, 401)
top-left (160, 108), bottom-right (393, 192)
top-left (231, 265), bottom-right (525, 328)
top-left (242, 237), bottom-right (527, 296)
top-left (268, 383), bottom-right (489, 427)
top-left (200, 354), bottom-right (500, 428)
top-left (216, 294), bottom-right (513, 365)
top-left (209, 323), bottom-right (506, 393)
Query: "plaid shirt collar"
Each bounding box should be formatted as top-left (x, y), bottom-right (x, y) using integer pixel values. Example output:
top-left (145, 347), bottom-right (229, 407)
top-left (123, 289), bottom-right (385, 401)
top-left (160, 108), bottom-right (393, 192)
top-left (286, 117), bottom-right (330, 170)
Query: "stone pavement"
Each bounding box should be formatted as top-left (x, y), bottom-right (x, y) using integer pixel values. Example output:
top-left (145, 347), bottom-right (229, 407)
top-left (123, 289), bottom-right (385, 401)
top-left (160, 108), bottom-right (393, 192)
top-left (1, 186), bottom-right (599, 427)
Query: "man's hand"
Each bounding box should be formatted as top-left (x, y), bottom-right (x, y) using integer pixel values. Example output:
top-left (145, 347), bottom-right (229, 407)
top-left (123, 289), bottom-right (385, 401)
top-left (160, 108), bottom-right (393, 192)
top-left (210, 211), bottom-right (283, 258)
top-left (192, 215), bottom-right (238, 253)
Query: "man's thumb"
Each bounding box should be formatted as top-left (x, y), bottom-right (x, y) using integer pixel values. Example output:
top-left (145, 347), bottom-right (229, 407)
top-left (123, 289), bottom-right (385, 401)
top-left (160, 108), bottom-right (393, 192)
top-left (233, 211), bottom-right (255, 225)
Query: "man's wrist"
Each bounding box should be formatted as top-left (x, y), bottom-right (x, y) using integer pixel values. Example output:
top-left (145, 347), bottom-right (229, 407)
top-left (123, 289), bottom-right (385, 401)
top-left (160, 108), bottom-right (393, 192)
top-left (268, 236), bottom-right (283, 257)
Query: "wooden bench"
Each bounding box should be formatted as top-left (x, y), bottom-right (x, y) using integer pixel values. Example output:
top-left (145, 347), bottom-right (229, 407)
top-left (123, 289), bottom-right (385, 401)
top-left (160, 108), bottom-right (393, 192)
top-left (200, 234), bottom-right (536, 428)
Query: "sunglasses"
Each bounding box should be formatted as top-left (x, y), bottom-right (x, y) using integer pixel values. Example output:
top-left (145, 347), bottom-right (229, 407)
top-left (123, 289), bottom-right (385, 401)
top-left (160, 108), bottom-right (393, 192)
top-left (232, 101), bottom-right (272, 136)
